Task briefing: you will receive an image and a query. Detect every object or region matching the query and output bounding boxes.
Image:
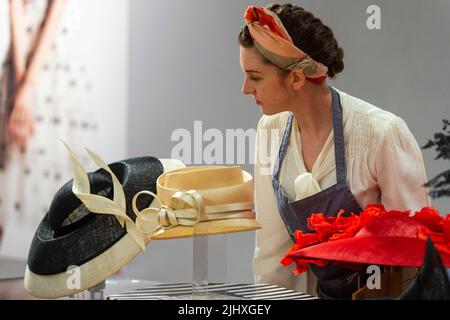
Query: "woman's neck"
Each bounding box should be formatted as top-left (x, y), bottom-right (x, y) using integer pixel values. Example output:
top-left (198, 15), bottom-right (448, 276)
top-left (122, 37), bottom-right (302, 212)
top-left (291, 83), bottom-right (333, 136)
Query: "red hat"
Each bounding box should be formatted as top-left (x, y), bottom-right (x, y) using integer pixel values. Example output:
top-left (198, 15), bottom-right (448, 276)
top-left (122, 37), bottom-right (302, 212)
top-left (281, 205), bottom-right (450, 275)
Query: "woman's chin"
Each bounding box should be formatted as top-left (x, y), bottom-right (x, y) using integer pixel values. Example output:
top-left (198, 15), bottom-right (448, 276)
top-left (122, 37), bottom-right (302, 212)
top-left (260, 107), bottom-right (278, 116)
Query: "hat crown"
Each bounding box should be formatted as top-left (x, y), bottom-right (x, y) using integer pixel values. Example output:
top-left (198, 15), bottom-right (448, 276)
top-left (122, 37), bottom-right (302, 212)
top-left (163, 166), bottom-right (244, 190)
top-left (156, 166), bottom-right (253, 207)
top-left (357, 213), bottom-right (421, 238)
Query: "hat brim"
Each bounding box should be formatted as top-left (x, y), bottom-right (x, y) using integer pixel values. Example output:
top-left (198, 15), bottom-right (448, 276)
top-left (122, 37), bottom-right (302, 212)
top-left (290, 235), bottom-right (450, 268)
top-left (152, 217), bottom-right (261, 240)
top-left (24, 231), bottom-right (152, 299)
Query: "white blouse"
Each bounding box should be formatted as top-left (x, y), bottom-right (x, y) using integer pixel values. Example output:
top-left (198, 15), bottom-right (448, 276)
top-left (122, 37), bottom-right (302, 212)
top-left (253, 87), bottom-right (431, 294)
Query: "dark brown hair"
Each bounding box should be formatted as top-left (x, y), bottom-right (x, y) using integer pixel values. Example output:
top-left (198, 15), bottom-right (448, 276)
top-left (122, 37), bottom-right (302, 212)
top-left (239, 3), bottom-right (344, 78)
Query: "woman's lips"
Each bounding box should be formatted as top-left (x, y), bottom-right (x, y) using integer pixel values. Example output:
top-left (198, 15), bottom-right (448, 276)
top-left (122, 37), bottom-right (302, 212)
top-left (256, 100), bottom-right (262, 105)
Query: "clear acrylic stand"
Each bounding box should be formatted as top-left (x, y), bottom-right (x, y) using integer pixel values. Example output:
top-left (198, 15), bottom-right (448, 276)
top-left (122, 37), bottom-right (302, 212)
top-left (190, 223), bottom-right (231, 300)
top-left (192, 233), bottom-right (212, 299)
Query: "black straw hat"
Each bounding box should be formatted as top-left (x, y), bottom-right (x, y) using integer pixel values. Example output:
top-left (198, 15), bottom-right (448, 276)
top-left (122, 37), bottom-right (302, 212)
top-left (24, 151), bottom-right (185, 299)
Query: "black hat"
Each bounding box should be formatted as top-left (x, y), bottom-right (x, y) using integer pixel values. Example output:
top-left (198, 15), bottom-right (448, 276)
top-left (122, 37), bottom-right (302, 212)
top-left (24, 151), bottom-right (185, 299)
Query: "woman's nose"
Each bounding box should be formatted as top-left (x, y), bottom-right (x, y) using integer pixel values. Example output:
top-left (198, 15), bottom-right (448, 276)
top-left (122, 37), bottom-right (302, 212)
top-left (241, 79), bottom-right (255, 95)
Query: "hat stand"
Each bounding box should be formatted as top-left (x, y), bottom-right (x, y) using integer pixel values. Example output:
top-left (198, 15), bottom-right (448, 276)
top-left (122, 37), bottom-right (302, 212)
top-left (192, 220), bottom-right (208, 297)
top-left (190, 224), bottom-right (233, 300)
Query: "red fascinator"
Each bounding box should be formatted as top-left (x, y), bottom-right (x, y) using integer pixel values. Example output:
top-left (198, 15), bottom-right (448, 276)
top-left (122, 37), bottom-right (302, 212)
top-left (282, 205), bottom-right (450, 275)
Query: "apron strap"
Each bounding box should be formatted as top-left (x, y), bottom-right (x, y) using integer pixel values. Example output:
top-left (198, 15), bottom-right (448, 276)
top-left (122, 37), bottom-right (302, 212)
top-left (331, 88), bottom-right (346, 184)
top-left (272, 87), bottom-right (346, 184)
top-left (272, 114), bottom-right (293, 180)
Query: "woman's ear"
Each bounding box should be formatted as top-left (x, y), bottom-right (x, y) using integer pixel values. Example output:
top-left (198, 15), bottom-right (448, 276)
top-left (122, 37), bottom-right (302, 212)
top-left (289, 70), bottom-right (306, 91)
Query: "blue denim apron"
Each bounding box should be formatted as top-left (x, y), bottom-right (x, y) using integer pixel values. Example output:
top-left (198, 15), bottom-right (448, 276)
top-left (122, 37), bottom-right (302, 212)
top-left (272, 87), bottom-right (368, 299)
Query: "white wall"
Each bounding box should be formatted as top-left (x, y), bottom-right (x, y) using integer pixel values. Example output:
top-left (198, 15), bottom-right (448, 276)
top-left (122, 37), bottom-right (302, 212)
top-left (0, 0), bottom-right (129, 261)
top-left (77, 0), bottom-right (129, 163)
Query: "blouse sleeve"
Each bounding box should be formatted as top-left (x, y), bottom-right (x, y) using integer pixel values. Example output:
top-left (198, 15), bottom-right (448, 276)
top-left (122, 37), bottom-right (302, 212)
top-left (375, 116), bottom-right (431, 212)
top-left (253, 116), bottom-right (308, 292)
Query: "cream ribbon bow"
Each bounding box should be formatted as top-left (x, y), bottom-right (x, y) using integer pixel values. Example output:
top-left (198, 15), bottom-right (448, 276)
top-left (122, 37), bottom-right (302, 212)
top-left (132, 190), bottom-right (254, 236)
top-left (64, 143), bottom-right (146, 250)
top-left (132, 190), bottom-right (205, 234)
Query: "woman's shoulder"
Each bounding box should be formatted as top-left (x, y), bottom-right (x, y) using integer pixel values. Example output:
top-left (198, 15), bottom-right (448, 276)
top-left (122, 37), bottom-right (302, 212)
top-left (336, 88), bottom-right (419, 158)
top-left (336, 88), bottom-right (408, 136)
top-left (337, 88), bottom-right (398, 121)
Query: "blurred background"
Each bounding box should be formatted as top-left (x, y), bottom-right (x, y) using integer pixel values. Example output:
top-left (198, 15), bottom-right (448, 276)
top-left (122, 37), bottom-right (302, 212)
top-left (0, 0), bottom-right (449, 285)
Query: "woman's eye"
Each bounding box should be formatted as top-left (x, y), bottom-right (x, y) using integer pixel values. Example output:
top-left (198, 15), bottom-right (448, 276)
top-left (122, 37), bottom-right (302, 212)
top-left (250, 77), bottom-right (261, 82)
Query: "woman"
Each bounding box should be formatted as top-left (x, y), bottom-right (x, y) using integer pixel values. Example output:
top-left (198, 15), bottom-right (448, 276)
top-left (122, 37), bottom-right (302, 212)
top-left (0, 0), bottom-right (97, 259)
top-left (239, 4), bottom-right (431, 299)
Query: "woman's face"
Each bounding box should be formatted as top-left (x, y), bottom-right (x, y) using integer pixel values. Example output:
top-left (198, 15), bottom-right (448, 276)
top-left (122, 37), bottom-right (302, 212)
top-left (239, 46), bottom-right (291, 115)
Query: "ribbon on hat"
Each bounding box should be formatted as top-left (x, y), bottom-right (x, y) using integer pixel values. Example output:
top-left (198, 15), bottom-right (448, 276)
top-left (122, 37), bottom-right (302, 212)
top-left (244, 6), bottom-right (328, 80)
top-left (132, 190), bottom-right (204, 234)
top-left (63, 142), bottom-right (146, 250)
top-left (132, 189), bottom-right (255, 236)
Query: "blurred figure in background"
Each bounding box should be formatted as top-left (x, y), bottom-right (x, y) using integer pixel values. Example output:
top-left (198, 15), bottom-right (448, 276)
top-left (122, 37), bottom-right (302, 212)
top-left (0, 0), bottom-right (97, 259)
